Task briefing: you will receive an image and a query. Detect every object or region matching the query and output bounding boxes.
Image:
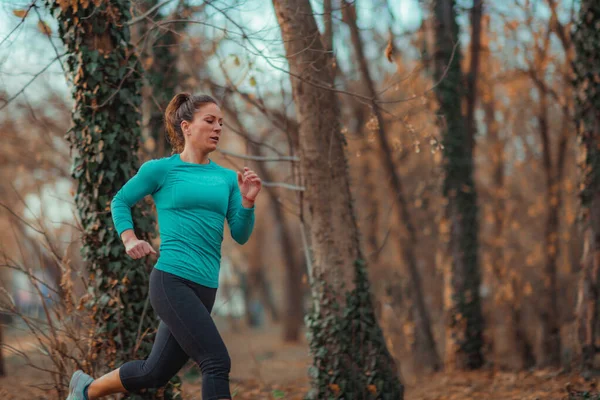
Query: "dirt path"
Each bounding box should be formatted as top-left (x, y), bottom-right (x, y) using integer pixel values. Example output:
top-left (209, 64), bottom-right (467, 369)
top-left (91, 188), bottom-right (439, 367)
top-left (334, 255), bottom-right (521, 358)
top-left (2, 322), bottom-right (597, 399)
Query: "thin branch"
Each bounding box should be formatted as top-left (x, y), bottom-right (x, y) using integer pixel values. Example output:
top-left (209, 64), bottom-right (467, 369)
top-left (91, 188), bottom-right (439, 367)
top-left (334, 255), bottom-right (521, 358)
top-left (0, 52), bottom-right (66, 111)
top-left (217, 148), bottom-right (299, 162)
top-left (378, 41), bottom-right (459, 104)
top-left (156, 14), bottom-right (457, 109)
top-left (0, 263), bottom-right (61, 296)
top-left (260, 181), bottom-right (305, 191)
top-left (33, 6), bottom-right (69, 83)
top-left (0, 202), bottom-right (44, 234)
top-left (0, 1), bottom-right (37, 48)
top-left (128, 0), bottom-right (175, 26)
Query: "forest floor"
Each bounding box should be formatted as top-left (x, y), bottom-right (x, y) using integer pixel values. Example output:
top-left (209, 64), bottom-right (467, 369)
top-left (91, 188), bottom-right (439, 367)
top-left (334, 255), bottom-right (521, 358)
top-left (1, 321), bottom-right (598, 399)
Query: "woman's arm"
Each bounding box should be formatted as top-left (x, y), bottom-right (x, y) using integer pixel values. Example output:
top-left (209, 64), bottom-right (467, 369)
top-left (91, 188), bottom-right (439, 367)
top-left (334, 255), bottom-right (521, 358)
top-left (226, 172), bottom-right (256, 245)
top-left (111, 159), bottom-right (165, 242)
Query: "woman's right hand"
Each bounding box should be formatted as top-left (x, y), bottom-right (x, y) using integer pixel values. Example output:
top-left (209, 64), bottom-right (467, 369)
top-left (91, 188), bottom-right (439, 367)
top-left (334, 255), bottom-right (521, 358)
top-left (124, 238), bottom-right (157, 259)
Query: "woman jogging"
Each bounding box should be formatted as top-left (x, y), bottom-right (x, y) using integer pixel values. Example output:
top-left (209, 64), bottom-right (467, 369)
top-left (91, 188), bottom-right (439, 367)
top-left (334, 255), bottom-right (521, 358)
top-left (66, 93), bottom-right (262, 400)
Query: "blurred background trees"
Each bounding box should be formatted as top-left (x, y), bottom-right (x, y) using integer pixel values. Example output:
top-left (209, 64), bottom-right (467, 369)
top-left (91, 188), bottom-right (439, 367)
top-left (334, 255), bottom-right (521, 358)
top-left (1, 0), bottom-right (599, 398)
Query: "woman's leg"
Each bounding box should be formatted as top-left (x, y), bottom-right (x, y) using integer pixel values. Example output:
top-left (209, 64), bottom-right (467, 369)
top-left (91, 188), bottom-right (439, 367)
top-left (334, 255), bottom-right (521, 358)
top-left (151, 269), bottom-right (231, 400)
top-left (85, 369), bottom-right (123, 399)
top-left (87, 321), bottom-right (189, 399)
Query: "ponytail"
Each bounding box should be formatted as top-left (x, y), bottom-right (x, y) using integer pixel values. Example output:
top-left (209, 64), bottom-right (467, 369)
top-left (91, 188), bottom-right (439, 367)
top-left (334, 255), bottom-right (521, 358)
top-left (164, 93), bottom-right (218, 154)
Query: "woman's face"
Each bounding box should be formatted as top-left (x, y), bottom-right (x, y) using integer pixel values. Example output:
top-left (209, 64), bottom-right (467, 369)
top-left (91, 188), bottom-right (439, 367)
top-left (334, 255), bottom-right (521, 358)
top-left (181, 102), bottom-right (223, 154)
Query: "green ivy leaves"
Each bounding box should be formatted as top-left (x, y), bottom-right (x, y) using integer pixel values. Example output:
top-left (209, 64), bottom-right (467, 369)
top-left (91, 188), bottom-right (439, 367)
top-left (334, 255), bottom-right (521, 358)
top-left (305, 260), bottom-right (403, 399)
top-left (46, 1), bottom-right (180, 398)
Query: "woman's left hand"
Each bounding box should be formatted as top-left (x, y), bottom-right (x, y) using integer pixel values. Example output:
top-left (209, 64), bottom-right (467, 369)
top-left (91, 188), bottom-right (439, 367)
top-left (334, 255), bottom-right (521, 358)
top-left (237, 167), bottom-right (262, 201)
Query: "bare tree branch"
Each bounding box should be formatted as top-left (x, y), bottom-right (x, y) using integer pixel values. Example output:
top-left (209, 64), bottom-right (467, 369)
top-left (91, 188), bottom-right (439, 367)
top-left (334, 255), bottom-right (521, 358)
top-left (0, 1), bottom-right (38, 48)
top-left (0, 52), bottom-right (67, 111)
top-left (217, 148), bottom-right (299, 162)
top-left (128, 0), bottom-right (175, 26)
top-left (33, 6), bottom-right (70, 83)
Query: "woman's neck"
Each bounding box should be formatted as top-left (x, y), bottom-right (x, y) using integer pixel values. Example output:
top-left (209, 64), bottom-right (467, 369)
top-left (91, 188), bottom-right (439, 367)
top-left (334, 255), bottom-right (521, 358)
top-left (180, 148), bottom-right (210, 165)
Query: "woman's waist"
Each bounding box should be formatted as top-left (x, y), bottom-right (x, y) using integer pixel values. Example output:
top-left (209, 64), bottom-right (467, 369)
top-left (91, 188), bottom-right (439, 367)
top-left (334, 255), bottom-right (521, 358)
top-left (157, 244), bottom-right (221, 263)
top-left (152, 262), bottom-right (220, 289)
top-left (158, 233), bottom-right (221, 251)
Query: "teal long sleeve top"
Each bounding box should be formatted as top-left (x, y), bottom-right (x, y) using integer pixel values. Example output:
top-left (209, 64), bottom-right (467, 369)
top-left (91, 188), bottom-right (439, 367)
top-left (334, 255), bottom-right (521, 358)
top-left (111, 154), bottom-right (255, 288)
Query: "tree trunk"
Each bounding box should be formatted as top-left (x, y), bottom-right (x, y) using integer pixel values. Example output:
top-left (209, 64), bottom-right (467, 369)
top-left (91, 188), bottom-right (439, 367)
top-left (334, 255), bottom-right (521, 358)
top-left (273, 0), bottom-right (402, 397)
top-left (573, 0), bottom-right (600, 373)
top-left (222, 100), bottom-right (305, 342)
top-left (342, 0), bottom-right (440, 372)
top-left (257, 171), bottom-right (304, 342)
top-left (244, 144), bottom-right (303, 339)
top-left (245, 219), bottom-right (280, 326)
top-left (321, 0), bottom-right (340, 80)
top-left (478, 17), bottom-right (534, 364)
top-left (526, 8), bottom-right (571, 367)
top-left (433, 0), bottom-right (485, 370)
top-left (0, 321), bottom-right (4, 377)
top-left (465, 0), bottom-right (483, 154)
top-left (324, 0), bottom-right (377, 261)
top-left (49, 2), bottom-right (179, 397)
top-left (577, 228), bottom-right (600, 372)
top-left (537, 85), bottom-right (563, 367)
top-left (322, 0), bottom-right (333, 55)
top-left (485, 94), bottom-right (535, 369)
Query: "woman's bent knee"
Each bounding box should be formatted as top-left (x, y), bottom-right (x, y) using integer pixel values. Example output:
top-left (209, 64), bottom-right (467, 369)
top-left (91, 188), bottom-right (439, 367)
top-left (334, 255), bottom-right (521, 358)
top-left (120, 360), bottom-right (173, 391)
top-left (199, 352), bottom-right (231, 377)
top-left (146, 371), bottom-right (172, 389)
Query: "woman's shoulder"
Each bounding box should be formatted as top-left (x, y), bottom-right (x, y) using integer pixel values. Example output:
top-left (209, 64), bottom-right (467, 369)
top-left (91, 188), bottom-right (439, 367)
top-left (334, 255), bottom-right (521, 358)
top-left (142, 154), bottom-right (178, 167)
top-left (213, 162), bottom-right (237, 176)
top-left (138, 155), bottom-right (178, 178)
top-left (209, 163), bottom-right (238, 184)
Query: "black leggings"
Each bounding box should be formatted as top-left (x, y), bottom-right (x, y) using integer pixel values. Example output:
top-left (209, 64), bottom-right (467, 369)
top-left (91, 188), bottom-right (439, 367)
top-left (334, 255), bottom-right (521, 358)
top-left (119, 268), bottom-right (231, 400)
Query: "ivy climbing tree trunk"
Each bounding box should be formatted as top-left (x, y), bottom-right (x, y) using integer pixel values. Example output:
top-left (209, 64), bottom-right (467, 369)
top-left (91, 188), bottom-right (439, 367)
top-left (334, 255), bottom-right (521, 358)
top-left (273, 0), bottom-right (403, 397)
top-left (47, 1), bottom-right (179, 398)
top-left (433, 0), bottom-right (485, 370)
top-left (573, 0), bottom-right (600, 373)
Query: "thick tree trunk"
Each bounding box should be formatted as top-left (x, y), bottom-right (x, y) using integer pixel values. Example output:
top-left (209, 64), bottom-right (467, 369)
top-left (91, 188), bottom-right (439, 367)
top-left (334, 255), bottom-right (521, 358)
top-left (576, 228), bottom-right (600, 371)
top-left (273, 0), bottom-right (402, 397)
top-left (273, 0), bottom-right (363, 305)
top-left (433, 0), bottom-right (484, 370)
top-left (342, 0), bottom-right (440, 372)
top-left (574, 0), bottom-right (600, 373)
top-left (49, 2), bottom-right (178, 397)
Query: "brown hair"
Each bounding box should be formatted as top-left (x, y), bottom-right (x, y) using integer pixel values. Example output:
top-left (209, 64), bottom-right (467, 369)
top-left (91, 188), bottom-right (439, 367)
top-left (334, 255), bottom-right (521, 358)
top-left (164, 93), bottom-right (218, 153)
